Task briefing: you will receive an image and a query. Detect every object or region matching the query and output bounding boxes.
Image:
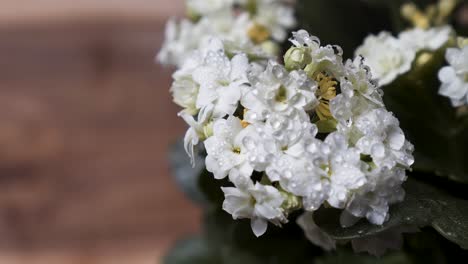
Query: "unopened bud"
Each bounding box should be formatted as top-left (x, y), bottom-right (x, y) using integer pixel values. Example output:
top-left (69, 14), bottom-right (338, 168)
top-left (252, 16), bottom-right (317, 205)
top-left (284, 47), bottom-right (312, 71)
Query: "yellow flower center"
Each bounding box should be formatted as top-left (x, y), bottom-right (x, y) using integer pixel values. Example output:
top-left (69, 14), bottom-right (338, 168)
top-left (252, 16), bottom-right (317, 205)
top-left (401, 0), bottom-right (458, 28)
top-left (248, 23), bottom-right (270, 44)
top-left (233, 147), bottom-right (241, 154)
top-left (314, 72), bottom-right (338, 120)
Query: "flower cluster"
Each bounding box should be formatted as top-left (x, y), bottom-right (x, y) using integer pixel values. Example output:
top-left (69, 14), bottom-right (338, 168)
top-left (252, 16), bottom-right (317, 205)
top-left (157, 0), bottom-right (296, 67)
top-left (355, 26), bottom-right (453, 87)
top-left (438, 39), bottom-right (468, 106)
top-left (171, 30), bottom-right (414, 238)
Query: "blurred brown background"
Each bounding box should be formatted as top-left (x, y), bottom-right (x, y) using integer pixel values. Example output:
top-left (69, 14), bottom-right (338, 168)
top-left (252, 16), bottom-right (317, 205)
top-left (0, 1), bottom-right (200, 263)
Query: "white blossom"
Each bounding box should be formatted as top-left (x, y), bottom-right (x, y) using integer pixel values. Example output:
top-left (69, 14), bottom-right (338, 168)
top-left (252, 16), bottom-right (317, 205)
top-left (241, 61), bottom-right (318, 122)
top-left (355, 32), bottom-right (415, 86)
top-left (254, 1), bottom-right (296, 42)
top-left (180, 106), bottom-right (214, 165)
top-left (157, 13), bottom-right (251, 67)
top-left (352, 108), bottom-right (414, 169)
top-left (399, 26), bottom-right (452, 52)
top-left (221, 176), bottom-right (287, 237)
top-left (157, 0), bottom-right (296, 67)
top-left (176, 37), bottom-right (250, 163)
top-left (438, 45), bottom-right (468, 106)
top-left (168, 30), bottom-right (414, 241)
top-left (192, 38), bottom-right (249, 118)
top-left (157, 18), bottom-right (210, 67)
top-left (186, 0), bottom-right (234, 16)
top-left (355, 26), bottom-right (452, 87)
top-left (204, 116), bottom-right (254, 180)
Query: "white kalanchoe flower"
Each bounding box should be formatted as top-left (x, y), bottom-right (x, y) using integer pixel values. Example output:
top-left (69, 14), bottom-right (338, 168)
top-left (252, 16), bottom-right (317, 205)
top-left (192, 38), bottom-right (249, 118)
top-left (204, 116), bottom-right (254, 180)
top-left (322, 132), bottom-right (367, 209)
top-left (186, 0), bottom-right (234, 16)
top-left (399, 26), bottom-right (452, 51)
top-left (169, 29), bottom-right (414, 242)
top-left (355, 32), bottom-right (416, 86)
top-left (180, 106), bottom-right (214, 165)
top-left (253, 0), bottom-right (297, 42)
top-left (221, 175), bottom-right (287, 237)
top-left (241, 62), bottom-right (318, 122)
top-left (352, 108), bottom-right (414, 170)
top-left (174, 37), bottom-right (250, 162)
top-left (157, 19), bottom-right (199, 67)
top-left (171, 37), bottom-right (249, 118)
top-left (157, 13), bottom-right (250, 67)
top-left (355, 26), bottom-right (452, 87)
top-left (438, 44), bottom-right (468, 106)
top-left (158, 0), bottom-right (296, 67)
top-left (347, 166), bottom-right (408, 225)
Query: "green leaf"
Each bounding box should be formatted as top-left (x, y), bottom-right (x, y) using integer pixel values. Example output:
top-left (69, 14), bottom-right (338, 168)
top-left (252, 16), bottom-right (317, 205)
top-left (203, 209), bottom-right (322, 263)
top-left (163, 236), bottom-right (220, 264)
top-left (316, 250), bottom-right (413, 264)
top-left (314, 177), bottom-right (468, 249)
top-left (383, 48), bottom-right (468, 183)
top-left (168, 139), bottom-right (208, 205)
top-left (296, 0), bottom-right (394, 57)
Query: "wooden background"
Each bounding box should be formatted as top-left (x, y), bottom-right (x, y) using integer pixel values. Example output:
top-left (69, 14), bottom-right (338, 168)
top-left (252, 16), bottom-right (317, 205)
top-left (0, 1), bottom-right (201, 263)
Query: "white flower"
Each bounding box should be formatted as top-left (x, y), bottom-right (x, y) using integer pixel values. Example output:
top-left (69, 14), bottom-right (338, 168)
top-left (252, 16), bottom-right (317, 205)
top-left (355, 26), bottom-right (452, 87)
top-left (180, 106), bottom-right (214, 165)
top-left (399, 26), bottom-right (452, 51)
top-left (346, 166), bottom-right (407, 225)
top-left (254, 1), bottom-right (296, 42)
top-left (193, 38), bottom-right (249, 117)
top-left (438, 45), bottom-right (468, 106)
top-left (157, 18), bottom-right (210, 67)
top-left (170, 50), bottom-right (206, 115)
top-left (355, 32), bottom-right (415, 86)
top-left (266, 150), bottom-right (331, 212)
top-left (186, 0), bottom-right (234, 16)
top-left (322, 133), bottom-right (367, 209)
top-left (290, 30), bottom-right (345, 79)
top-left (352, 108), bottom-right (414, 169)
top-left (242, 61), bottom-right (318, 121)
top-left (169, 30), bottom-right (414, 240)
top-left (330, 57), bottom-right (383, 123)
top-left (204, 116), bottom-right (254, 180)
top-left (221, 176), bottom-right (286, 237)
top-left (157, 1), bottom-right (296, 67)
top-left (157, 13), bottom-right (251, 67)
top-left (171, 38), bottom-right (250, 164)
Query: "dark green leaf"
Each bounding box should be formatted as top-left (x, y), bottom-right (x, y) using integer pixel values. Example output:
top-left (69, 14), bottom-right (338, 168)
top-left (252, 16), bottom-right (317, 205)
top-left (316, 250), bottom-right (413, 264)
top-left (203, 209), bottom-right (322, 263)
top-left (315, 177), bottom-right (468, 249)
top-left (383, 48), bottom-right (468, 183)
top-left (296, 0), bottom-right (394, 57)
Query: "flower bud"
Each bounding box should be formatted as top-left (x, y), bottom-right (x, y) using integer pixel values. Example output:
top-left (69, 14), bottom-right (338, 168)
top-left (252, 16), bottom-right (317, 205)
top-left (284, 47), bottom-right (312, 71)
top-left (203, 122), bottom-right (214, 139)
